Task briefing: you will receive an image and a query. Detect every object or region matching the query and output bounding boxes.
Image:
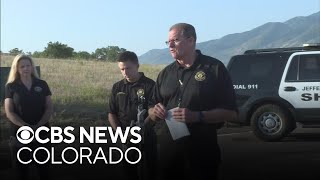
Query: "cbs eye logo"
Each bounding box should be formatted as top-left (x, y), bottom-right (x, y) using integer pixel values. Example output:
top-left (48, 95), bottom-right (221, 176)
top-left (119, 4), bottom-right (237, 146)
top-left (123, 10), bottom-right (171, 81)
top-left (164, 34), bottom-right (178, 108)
top-left (16, 126), bottom-right (34, 144)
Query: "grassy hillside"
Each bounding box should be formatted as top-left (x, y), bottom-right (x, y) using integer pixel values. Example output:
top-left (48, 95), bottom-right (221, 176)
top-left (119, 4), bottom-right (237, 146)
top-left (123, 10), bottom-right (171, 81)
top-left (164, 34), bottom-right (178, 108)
top-left (0, 55), bottom-right (165, 127)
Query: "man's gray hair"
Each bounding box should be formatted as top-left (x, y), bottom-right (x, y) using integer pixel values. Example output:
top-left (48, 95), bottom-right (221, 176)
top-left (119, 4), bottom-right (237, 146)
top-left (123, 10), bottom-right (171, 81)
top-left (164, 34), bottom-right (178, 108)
top-left (169, 23), bottom-right (197, 41)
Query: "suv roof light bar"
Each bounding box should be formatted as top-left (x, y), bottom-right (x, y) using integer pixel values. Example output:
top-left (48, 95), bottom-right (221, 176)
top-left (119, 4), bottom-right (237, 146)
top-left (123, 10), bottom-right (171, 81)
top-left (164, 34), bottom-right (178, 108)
top-left (244, 43), bottom-right (320, 54)
top-left (303, 43), bottom-right (320, 47)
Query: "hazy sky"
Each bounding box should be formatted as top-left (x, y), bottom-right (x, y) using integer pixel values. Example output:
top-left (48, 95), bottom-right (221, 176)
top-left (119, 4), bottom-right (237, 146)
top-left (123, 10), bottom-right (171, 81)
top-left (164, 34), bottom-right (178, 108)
top-left (1, 0), bottom-right (320, 55)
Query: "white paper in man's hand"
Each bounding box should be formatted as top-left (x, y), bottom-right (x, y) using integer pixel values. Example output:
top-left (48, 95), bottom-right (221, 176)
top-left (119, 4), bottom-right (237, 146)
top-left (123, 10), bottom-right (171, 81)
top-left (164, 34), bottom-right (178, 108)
top-left (165, 107), bottom-right (190, 140)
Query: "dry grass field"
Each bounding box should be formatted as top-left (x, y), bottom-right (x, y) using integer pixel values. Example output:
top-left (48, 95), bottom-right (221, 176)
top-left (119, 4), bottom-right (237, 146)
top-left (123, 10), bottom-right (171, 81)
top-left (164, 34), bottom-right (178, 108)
top-left (0, 55), bottom-right (165, 137)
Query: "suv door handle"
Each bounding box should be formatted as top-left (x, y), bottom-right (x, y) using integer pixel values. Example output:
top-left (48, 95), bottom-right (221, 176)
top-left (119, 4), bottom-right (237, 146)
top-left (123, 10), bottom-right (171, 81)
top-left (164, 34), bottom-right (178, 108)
top-left (284, 86), bottom-right (296, 91)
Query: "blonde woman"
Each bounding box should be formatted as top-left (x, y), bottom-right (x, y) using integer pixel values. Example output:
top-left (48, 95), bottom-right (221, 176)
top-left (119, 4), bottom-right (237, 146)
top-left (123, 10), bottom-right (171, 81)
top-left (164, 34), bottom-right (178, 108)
top-left (4, 54), bottom-right (53, 180)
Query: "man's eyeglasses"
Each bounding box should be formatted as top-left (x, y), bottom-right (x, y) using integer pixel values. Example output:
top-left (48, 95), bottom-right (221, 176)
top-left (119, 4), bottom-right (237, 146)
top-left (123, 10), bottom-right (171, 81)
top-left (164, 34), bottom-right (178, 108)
top-left (165, 37), bottom-right (190, 46)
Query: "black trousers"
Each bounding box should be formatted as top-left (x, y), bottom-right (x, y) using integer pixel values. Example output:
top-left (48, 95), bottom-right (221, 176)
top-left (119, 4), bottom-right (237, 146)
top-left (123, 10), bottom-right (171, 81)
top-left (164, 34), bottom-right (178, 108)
top-left (122, 124), bottom-right (157, 180)
top-left (156, 134), bottom-right (221, 180)
top-left (9, 129), bottom-right (51, 180)
top-left (9, 124), bottom-right (51, 180)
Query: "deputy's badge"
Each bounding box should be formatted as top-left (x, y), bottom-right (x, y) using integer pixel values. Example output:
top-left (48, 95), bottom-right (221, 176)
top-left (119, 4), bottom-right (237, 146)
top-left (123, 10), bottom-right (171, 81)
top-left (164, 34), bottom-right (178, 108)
top-left (34, 86), bottom-right (42, 92)
top-left (195, 71), bottom-right (206, 81)
top-left (137, 89), bottom-right (144, 97)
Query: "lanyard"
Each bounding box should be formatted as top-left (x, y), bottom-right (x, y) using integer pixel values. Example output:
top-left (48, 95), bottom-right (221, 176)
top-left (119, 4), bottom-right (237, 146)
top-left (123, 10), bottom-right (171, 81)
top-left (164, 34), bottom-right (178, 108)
top-left (177, 68), bottom-right (194, 107)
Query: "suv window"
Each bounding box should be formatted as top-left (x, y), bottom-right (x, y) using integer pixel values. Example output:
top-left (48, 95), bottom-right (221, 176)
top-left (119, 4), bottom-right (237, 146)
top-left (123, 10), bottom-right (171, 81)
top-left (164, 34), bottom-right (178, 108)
top-left (286, 54), bottom-right (320, 82)
top-left (285, 56), bottom-right (299, 81)
top-left (229, 54), bottom-right (287, 86)
top-left (300, 54), bottom-right (320, 81)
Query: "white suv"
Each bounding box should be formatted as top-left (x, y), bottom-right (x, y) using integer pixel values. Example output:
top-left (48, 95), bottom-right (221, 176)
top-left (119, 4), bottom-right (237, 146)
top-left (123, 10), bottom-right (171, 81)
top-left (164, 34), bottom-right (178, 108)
top-left (227, 44), bottom-right (320, 141)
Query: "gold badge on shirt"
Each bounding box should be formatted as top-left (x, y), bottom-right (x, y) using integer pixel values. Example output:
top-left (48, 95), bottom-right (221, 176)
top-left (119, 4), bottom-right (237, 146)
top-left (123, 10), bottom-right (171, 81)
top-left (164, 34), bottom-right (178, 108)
top-left (137, 89), bottom-right (145, 97)
top-left (195, 71), bottom-right (206, 81)
top-left (34, 86), bottom-right (42, 92)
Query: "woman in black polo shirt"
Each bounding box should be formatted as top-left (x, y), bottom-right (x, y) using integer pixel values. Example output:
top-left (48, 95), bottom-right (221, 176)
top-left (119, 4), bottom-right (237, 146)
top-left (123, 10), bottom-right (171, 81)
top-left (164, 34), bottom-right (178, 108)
top-left (4, 54), bottom-right (53, 180)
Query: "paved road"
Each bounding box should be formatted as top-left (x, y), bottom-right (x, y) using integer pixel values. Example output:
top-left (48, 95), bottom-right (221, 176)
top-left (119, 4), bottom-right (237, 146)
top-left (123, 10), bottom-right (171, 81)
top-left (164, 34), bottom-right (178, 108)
top-left (218, 126), bottom-right (320, 180)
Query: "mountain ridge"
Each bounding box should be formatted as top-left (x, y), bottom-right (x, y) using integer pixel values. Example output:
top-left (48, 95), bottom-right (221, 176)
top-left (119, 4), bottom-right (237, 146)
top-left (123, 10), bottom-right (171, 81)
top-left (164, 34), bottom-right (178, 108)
top-left (139, 11), bottom-right (320, 65)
